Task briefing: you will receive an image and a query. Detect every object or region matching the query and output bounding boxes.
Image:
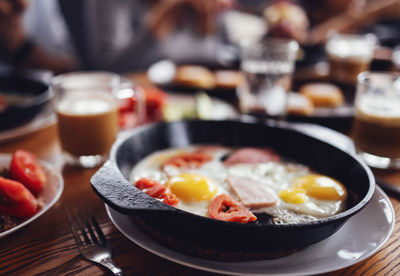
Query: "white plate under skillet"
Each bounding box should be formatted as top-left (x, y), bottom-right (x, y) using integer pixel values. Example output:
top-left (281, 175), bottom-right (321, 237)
top-left (0, 154), bottom-right (64, 238)
top-left (106, 186), bottom-right (394, 276)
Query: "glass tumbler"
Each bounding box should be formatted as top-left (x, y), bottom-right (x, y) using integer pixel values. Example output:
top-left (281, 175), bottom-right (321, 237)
top-left (237, 38), bottom-right (299, 118)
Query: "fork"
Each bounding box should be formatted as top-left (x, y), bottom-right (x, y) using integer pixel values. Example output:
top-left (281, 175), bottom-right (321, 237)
top-left (65, 207), bottom-right (126, 276)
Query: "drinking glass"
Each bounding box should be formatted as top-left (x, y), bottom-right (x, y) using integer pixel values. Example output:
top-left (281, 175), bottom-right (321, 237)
top-left (326, 33), bottom-right (377, 85)
top-left (352, 71), bottom-right (400, 169)
top-left (52, 71), bottom-right (144, 168)
top-left (237, 38), bottom-right (299, 118)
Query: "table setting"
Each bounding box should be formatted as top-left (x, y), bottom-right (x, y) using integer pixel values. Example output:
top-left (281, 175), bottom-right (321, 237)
top-left (2, 1), bottom-right (400, 275)
top-left (0, 65), bottom-right (398, 275)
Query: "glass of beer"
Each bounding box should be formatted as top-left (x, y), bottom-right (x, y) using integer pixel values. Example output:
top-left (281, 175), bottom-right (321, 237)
top-left (52, 72), bottom-right (143, 168)
top-left (326, 33), bottom-right (377, 85)
top-left (237, 38), bottom-right (299, 118)
top-left (352, 71), bottom-right (400, 169)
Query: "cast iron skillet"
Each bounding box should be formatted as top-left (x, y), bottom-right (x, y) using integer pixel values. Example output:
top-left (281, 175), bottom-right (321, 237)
top-left (0, 75), bottom-right (51, 131)
top-left (91, 119), bottom-right (375, 252)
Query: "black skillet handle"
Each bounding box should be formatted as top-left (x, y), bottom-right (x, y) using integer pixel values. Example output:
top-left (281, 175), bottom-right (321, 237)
top-left (90, 160), bottom-right (174, 214)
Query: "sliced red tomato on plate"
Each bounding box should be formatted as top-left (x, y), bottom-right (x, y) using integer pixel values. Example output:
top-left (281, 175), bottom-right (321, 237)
top-left (9, 150), bottom-right (46, 196)
top-left (163, 152), bottom-right (213, 169)
top-left (0, 176), bottom-right (39, 217)
top-left (209, 194), bottom-right (257, 223)
top-left (135, 178), bottom-right (179, 206)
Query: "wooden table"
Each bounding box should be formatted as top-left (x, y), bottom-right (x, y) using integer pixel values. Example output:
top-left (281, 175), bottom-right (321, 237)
top-left (1, 75), bottom-right (400, 276)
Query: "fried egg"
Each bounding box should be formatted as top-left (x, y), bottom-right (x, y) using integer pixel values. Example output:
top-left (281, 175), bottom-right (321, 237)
top-left (130, 146), bottom-right (348, 224)
top-left (131, 146), bottom-right (231, 217)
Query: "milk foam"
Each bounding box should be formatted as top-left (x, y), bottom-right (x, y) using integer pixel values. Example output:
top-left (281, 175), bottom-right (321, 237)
top-left (57, 92), bottom-right (116, 115)
top-left (327, 36), bottom-right (375, 60)
top-left (356, 94), bottom-right (400, 126)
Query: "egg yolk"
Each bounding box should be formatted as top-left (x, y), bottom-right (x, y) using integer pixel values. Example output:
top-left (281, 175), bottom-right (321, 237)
top-left (279, 187), bottom-right (307, 204)
top-left (166, 173), bottom-right (217, 202)
top-left (279, 174), bottom-right (347, 204)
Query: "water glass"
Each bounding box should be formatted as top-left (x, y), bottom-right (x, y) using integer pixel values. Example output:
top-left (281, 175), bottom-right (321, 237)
top-left (237, 39), bottom-right (299, 118)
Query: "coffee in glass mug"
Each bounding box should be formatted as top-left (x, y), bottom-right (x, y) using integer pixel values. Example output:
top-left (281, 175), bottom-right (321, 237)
top-left (52, 72), bottom-right (124, 168)
top-left (352, 72), bottom-right (400, 169)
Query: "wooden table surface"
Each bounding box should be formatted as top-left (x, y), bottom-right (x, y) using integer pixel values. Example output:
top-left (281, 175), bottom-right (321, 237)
top-left (1, 74), bottom-right (400, 276)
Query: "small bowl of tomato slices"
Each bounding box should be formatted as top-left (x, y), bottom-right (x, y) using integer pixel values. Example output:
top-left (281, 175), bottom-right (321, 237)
top-left (0, 150), bottom-right (63, 237)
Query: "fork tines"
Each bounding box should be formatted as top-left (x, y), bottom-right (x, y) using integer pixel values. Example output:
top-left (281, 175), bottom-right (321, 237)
top-left (65, 206), bottom-right (107, 249)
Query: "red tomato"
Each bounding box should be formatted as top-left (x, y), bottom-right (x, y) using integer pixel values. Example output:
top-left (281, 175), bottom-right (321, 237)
top-left (9, 150), bottom-right (46, 196)
top-left (143, 87), bottom-right (166, 110)
top-left (135, 178), bottom-right (179, 206)
top-left (161, 193), bottom-right (179, 206)
top-left (118, 97), bottom-right (135, 113)
top-left (118, 112), bottom-right (139, 129)
top-left (142, 87), bottom-right (167, 121)
top-left (0, 177), bottom-right (39, 217)
top-left (209, 194), bottom-right (257, 223)
top-left (163, 152), bottom-right (213, 169)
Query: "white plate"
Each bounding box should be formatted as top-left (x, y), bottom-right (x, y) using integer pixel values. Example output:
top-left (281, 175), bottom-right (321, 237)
top-left (0, 103), bottom-right (56, 143)
top-left (0, 154), bottom-right (64, 238)
top-left (106, 186), bottom-right (394, 276)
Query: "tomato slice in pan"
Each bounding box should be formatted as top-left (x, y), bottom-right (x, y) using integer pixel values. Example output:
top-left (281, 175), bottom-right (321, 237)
top-left (0, 177), bottom-right (39, 217)
top-left (135, 178), bottom-right (179, 206)
top-left (161, 193), bottom-right (180, 206)
top-left (209, 194), bottom-right (257, 223)
top-left (163, 152), bottom-right (212, 169)
top-left (9, 150), bottom-right (46, 196)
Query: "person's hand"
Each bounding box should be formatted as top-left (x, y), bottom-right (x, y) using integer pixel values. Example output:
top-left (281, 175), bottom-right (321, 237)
top-left (0, 0), bottom-right (28, 54)
top-left (264, 1), bottom-right (309, 43)
top-left (148, 0), bottom-right (232, 38)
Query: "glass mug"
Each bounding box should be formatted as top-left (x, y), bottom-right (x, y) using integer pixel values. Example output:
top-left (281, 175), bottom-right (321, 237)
top-left (352, 71), bottom-right (400, 169)
top-left (326, 33), bottom-right (377, 85)
top-left (52, 71), bottom-right (144, 168)
top-left (237, 38), bottom-right (299, 118)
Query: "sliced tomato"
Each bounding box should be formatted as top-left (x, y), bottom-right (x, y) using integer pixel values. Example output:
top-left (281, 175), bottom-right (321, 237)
top-left (209, 194), bottom-right (257, 223)
top-left (163, 152), bottom-right (212, 169)
top-left (136, 178), bottom-right (161, 190)
top-left (9, 150), bottom-right (46, 196)
top-left (0, 176), bottom-right (39, 217)
top-left (160, 192), bottom-right (179, 206)
top-left (136, 178), bottom-right (166, 198)
top-left (135, 178), bottom-right (179, 206)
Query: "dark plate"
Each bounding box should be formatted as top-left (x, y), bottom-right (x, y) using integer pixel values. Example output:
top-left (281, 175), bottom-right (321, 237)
top-left (0, 75), bottom-right (51, 131)
top-left (91, 119), bottom-right (375, 253)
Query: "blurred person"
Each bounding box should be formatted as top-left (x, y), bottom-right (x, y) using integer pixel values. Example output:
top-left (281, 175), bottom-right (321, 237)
top-left (0, 0), bottom-right (233, 74)
top-left (0, 0), bottom-right (77, 73)
top-left (58, 0), bottom-right (233, 72)
top-left (303, 0), bottom-right (400, 44)
top-left (262, 0), bottom-right (400, 45)
top-left (263, 0), bottom-right (309, 43)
